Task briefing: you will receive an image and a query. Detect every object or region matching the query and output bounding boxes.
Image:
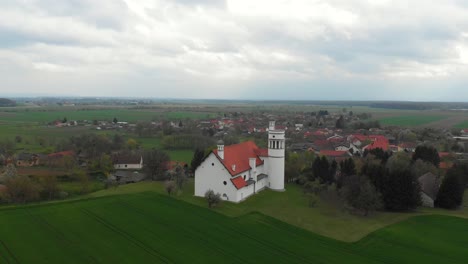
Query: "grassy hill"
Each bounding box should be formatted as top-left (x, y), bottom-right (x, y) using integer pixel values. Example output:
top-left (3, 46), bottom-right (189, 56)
top-left (1, 192), bottom-right (467, 263)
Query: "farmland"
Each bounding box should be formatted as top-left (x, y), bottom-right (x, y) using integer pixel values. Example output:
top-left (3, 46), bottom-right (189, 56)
top-left (0, 192), bottom-right (467, 263)
top-left (455, 120), bottom-right (468, 129)
top-left (378, 115), bottom-right (448, 127)
top-left (0, 109), bottom-right (215, 124)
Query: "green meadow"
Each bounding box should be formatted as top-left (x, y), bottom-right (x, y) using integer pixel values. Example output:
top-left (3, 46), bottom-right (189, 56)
top-left (0, 192), bottom-right (467, 264)
top-left (0, 109), bottom-right (214, 124)
top-left (379, 115), bottom-right (448, 127)
top-left (454, 120), bottom-right (468, 129)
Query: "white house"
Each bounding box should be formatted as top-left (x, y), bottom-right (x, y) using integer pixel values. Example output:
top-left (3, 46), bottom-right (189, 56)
top-left (195, 121), bottom-right (285, 203)
top-left (113, 154), bottom-right (143, 170)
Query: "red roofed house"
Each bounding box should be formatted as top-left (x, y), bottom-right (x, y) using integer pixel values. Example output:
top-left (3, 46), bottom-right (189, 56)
top-left (195, 121), bottom-right (285, 203)
top-left (362, 135), bottom-right (389, 151)
top-left (46, 151), bottom-right (75, 167)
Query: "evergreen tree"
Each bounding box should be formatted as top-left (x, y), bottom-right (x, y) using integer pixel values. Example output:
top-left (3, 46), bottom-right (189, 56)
top-left (335, 115), bottom-right (345, 129)
top-left (435, 168), bottom-right (465, 209)
top-left (338, 158), bottom-right (356, 189)
top-left (413, 145), bottom-right (440, 168)
top-left (381, 168), bottom-right (421, 211)
top-left (191, 148), bottom-right (205, 172)
top-left (313, 156), bottom-right (332, 184)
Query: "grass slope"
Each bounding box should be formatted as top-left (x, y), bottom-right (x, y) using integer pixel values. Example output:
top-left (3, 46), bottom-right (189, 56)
top-left (87, 181), bottom-right (468, 242)
top-left (0, 192), bottom-right (467, 264)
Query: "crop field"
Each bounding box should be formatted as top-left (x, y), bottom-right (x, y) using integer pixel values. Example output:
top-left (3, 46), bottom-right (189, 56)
top-left (0, 109), bottom-right (214, 124)
top-left (0, 192), bottom-right (467, 264)
top-left (168, 149), bottom-right (194, 164)
top-left (455, 120), bottom-right (468, 129)
top-left (378, 115), bottom-right (448, 127)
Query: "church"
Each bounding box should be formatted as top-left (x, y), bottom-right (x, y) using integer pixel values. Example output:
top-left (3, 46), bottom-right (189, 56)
top-left (195, 121), bottom-right (285, 203)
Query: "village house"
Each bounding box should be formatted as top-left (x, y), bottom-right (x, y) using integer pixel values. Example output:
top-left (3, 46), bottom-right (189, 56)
top-left (418, 172), bottom-right (440, 208)
top-left (16, 153), bottom-right (39, 167)
top-left (112, 154), bottom-right (143, 170)
top-left (195, 121), bottom-right (285, 203)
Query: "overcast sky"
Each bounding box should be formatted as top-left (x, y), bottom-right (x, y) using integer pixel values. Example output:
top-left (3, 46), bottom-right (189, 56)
top-left (1, 0), bottom-right (468, 101)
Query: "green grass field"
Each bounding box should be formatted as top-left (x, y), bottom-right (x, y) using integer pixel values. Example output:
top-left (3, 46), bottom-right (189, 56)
top-left (86, 181), bottom-right (468, 243)
top-left (454, 120), bottom-right (468, 129)
top-left (0, 109), bottom-right (214, 124)
top-left (379, 115), bottom-right (448, 127)
top-left (0, 192), bottom-right (467, 263)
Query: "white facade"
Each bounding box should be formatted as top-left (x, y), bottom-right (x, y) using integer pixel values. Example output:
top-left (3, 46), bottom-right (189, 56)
top-left (114, 156), bottom-right (143, 170)
top-left (194, 121), bottom-right (285, 203)
top-left (268, 121), bottom-right (285, 191)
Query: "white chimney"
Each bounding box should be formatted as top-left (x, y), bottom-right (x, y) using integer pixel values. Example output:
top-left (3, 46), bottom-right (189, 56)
top-left (217, 140), bottom-right (224, 160)
top-left (269, 121), bottom-right (276, 131)
top-left (232, 164), bottom-right (236, 172)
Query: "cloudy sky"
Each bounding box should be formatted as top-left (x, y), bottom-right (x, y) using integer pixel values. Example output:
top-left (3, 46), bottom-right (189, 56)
top-left (1, 0), bottom-right (468, 100)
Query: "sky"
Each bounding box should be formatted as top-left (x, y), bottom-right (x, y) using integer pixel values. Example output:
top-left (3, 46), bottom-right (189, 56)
top-left (1, 0), bottom-right (468, 101)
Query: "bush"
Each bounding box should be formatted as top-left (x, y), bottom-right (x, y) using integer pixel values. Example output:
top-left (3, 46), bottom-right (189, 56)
top-left (204, 189), bottom-right (222, 208)
top-left (5, 176), bottom-right (41, 203)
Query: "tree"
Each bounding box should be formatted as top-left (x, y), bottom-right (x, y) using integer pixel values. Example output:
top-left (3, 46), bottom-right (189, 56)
top-left (89, 154), bottom-right (114, 176)
top-left (40, 176), bottom-right (59, 200)
top-left (1, 163), bottom-right (17, 183)
top-left (411, 159), bottom-right (438, 178)
top-left (191, 148), bottom-right (205, 173)
top-left (381, 168), bottom-right (421, 211)
top-left (435, 168), bottom-right (465, 209)
top-left (72, 168), bottom-right (90, 194)
top-left (312, 156), bottom-right (334, 184)
top-left (143, 149), bottom-right (170, 181)
top-left (335, 115), bottom-right (345, 129)
top-left (165, 181), bottom-right (176, 196)
top-left (340, 175), bottom-right (382, 216)
top-left (4, 176), bottom-right (41, 203)
top-left (62, 117), bottom-right (67, 123)
top-left (15, 135), bottom-right (22, 143)
top-left (0, 140), bottom-right (16, 158)
top-left (173, 165), bottom-right (186, 190)
top-left (386, 152), bottom-right (411, 174)
top-left (413, 145), bottom-right (440, 168)
top-left (127, 138), bottom-right (138, 150)
top-left (338, 158), bottom-right (356, 189)
top-left (205, 189), bottom-right (221, 208)
top-left (113, 117), bottom-right (118, 124)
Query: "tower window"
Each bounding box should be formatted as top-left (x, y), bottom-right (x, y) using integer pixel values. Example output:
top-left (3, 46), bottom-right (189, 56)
top-left (212, 163), bottom-right (215, 166)
top-left (223, 181), bottom-right (227, 185)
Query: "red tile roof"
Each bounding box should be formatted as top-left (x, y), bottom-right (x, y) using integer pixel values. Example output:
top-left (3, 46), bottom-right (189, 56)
top-left (214, 141), bottom-right (264, 176)
top-left (439, 152), bottom-right (450, 158)
top-left (350, 134), bottom-right (368, 142)
top-left (48, 151), bottom-right (74, 158)
top-left (231, 177), bottom-right (247, 189)
top-left (254, 148), bottom-right (269, 157)
top-left (439, 162), bottom-right (453, 169)
top-left (364, 135), bottom-right (389, 151)
top-left (165, 161), bottom-right (187, 171)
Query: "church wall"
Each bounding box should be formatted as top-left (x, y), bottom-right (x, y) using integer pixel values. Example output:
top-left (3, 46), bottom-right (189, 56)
top-left (195, 153), bottom-right (237, 202)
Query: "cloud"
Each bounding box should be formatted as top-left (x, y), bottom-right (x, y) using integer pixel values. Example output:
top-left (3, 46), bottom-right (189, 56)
top-left (0, 0), bottom-right (467, 100)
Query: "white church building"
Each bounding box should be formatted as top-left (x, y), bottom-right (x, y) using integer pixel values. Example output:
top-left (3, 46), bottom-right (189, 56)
top-left (195, 121), bottom-right (285, 203)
